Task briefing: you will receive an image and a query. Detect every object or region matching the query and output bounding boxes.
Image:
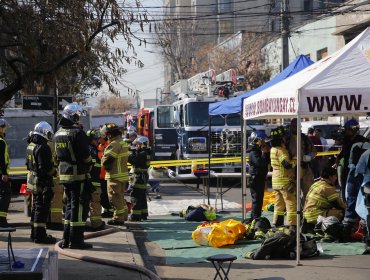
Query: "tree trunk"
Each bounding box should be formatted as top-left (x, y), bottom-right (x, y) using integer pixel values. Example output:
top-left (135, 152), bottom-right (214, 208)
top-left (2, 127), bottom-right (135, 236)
top-left (0, 80), bottom-right (23, 109)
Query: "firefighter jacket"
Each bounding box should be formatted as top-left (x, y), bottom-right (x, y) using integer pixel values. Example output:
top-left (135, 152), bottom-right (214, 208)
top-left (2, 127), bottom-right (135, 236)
top-left (101, 135), bottom-right (129, 182)
top-left (0, 135), bottom-right (9, 176)
top-left (128, 147), bottom-right (151, 172)
top-left (303, 179), bottom-right (345, 223)
top-left (270, 146), bottom-right (296, 190)
top-left (89, 144), bottom-right (101, 187)
top-left (98, 140), bottom-right (108, 180)
top-left (54, 121), bottom-right (92, 183)
top-left (26, 134), bottom-right (55, 191)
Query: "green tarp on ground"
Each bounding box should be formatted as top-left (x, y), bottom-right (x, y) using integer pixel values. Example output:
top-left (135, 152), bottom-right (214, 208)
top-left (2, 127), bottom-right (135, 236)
top-left (140, 213), bottom-right (366, 264)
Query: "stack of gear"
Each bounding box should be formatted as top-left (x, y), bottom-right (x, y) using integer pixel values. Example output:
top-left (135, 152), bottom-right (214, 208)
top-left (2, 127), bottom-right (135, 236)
top-left (192, 219), bottom-right (246, 248)
top-left (180, 204), bottom-right (216, 222)
top-left (245, 227), bottom-right (319, 260)
top-left (243, 217), bottom-right (272, 240)
top-left (315, 215), bottom-right (345, 242)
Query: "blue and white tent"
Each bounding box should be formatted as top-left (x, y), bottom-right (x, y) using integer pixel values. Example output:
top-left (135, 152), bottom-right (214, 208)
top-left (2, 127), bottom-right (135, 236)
top-left (208, 54), bottom-right (314, 115)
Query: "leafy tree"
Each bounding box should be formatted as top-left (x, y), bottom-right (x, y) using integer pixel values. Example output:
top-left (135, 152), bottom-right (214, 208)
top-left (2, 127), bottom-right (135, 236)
top-left (0, 0), bottom-right (147, 108)
top-left (92, 96), bottom-right (131, 115)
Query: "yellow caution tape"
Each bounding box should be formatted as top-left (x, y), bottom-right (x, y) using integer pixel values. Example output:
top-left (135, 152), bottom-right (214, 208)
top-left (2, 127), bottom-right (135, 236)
top-left (9, 150), bottom-right (340, 176)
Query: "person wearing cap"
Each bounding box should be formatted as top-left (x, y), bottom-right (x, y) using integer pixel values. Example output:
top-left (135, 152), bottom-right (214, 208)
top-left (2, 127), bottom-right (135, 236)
top-left (247, 131), bottom-right (270, 219)
top-left (270, 126), bottom-right (297, 228)
top-left (100, 123), bottom-right (129, 226)
top-left (285, 118), bottom-right (316, 205)
top-left (26, 122), bottom-right (57, 244)
top-left (54, 103), bottom-right (93, 249)
top-left (336, 118), bottom-right (366, 202)
top-left (0, 118), bottom-right (11, 227)
top-left (86, 129), bottom-right (105, 230)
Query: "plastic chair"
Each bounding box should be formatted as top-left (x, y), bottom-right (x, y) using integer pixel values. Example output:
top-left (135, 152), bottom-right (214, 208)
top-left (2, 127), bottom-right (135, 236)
top-left (206, 254), bottom-right (237, 280)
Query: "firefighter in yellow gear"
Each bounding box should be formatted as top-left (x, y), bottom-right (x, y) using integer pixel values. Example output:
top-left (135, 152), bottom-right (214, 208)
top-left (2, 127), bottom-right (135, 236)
top-left (0, 119), bottom-right (11, 228)
top-left (270, 126), bottom-right (297, 227)
top-left (86, 129), bottom-right (105, 230)
top-left (101, 123), bottom-right (129, 226)
top-left (47, 140), bottom-right (64, 230)
top-left (302, 167), bottom-right (346, 233)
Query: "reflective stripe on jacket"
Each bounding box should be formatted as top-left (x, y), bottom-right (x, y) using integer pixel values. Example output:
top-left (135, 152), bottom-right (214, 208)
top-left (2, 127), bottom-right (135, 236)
top-left (54, 126), bottom-right (92, 183)
top-left (101, 135), bottom-right (129, 182)
top-left (270, 146), bottom-right (294, 189)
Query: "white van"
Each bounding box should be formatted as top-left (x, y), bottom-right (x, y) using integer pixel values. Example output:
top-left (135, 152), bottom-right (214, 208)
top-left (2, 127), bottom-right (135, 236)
top-left (300, 120), bottom-right (341, 149)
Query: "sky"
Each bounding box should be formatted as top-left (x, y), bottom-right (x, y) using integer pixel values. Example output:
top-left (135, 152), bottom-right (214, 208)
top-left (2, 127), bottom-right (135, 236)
top-left (87, 0), bottom-right (164, 108)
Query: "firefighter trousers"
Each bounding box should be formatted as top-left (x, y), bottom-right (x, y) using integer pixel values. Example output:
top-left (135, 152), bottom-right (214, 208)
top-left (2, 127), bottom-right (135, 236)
top-left (63, 181), bottom-right (90, 246)
top-left (31, 186), bottom-right (54, 240)
top-left (107, 180), bottom-right (128, 222)
top-left (49, 177), bottom-right (64, 224)
top-left (273, 188), bottom-right (297, 226)
top-left (130, 171), bottom-right (148, 221)
top-left (89, 186), bottom-right (103, 227)
top-left (249, 175), bottom-right (265, 219)
top-left (0, 180), bottom-right (11, 224)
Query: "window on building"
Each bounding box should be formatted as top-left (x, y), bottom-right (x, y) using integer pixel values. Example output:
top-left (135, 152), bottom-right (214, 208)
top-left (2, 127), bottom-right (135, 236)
top-left (219, 20), bottom-right (233, 35)
top-left (317, 47), bottom-right (328, 61)
top-left (219, 0), bottom-right (232, 13)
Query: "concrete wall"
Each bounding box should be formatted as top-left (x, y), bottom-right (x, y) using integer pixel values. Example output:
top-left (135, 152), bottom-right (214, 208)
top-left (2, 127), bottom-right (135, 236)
top-left (4, 109), bottom-right (91, 159)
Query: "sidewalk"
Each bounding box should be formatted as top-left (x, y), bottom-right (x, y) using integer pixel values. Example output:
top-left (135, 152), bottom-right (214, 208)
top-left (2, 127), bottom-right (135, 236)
top-left (0, 196), bottom-right (156, 280)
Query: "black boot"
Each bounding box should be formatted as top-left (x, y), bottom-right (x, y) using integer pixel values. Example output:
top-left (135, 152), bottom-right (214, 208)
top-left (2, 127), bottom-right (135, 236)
top-left (69, 226), bottom-right (92, 249)
top-left (0, 217), bottom-right (11, 228)
top-left (61, 224), bottom-right (70, 249)
top-left (274, 215), bottom-right (284, 227)
top-left (34, 227), bottom-right (56, 244)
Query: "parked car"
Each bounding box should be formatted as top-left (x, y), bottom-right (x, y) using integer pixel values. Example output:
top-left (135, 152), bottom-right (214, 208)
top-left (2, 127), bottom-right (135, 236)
top-left (301, 120), bottom-right (341, 150)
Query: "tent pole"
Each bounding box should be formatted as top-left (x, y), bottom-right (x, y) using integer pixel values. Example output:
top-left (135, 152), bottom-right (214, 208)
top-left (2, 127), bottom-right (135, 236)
top-left (296, 116), bottom-right (302, 266)
top-left (241, 117), bottom-right (247, 220)
top-left (208, 115), bottom-right (211, 205)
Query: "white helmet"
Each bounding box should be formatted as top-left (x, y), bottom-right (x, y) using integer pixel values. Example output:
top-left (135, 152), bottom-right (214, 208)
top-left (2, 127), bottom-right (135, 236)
top-left (0, 118), bottom-right (10, 129)
top-left (133, 136), bottom-right (149, 146)
top-left (34, 121), bottom-right (54, 140)
top-left (62, 103), bottom-right (84, 123)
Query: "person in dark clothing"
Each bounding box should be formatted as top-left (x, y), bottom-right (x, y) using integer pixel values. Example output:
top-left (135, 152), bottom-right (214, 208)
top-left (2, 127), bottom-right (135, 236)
top-left (0, 118), bottom-right (11, 227)
top-left (247, 131), bottom-right (270, 219)
top-left (336, 119), bottom-right (366, 202)
top-left (27, 122), bottom-right (56, 244)
top-left (54, 103), bottom-right (93, 249)
top-left (86, 129), bottom-right (105, 230)
top-left (128, 136), bottom-right (151, 221)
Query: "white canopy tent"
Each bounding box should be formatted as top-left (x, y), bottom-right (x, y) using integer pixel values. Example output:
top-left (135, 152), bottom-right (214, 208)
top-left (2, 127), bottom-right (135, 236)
top-left (242, 27), bottom-right (370, 264)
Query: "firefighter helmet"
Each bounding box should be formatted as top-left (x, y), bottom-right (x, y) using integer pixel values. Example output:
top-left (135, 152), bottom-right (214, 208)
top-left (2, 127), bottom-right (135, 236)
top-left (86, 129), bottom-right (101, 140)
top-left (62, 103), bottom-right (84, 124)
top-left (133, 136), bottom-right (149, 146)
top-left (100, 123), bottom-right (120, 137)
top-left (0, 118), bottom-right (10, 129)
top-left (248, 131), bottom-right (266, 147)
top-left (34, 121), bottom-right (54, 140)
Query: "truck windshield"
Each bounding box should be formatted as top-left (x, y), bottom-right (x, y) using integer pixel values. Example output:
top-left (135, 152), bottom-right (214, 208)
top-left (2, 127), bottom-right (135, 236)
top-left (157, 106), bottom-right (176, 128)
top-left (185, 102), bottom-right (224, 126)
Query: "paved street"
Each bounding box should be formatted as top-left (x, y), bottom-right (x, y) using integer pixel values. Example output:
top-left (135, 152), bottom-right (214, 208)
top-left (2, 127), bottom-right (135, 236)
top-left (1, 181), bottom-right (370, 280)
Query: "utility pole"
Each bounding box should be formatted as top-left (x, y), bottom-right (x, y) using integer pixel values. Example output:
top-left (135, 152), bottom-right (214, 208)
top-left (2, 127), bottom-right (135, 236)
top-left (281, 0), bottom-right (290, 70)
